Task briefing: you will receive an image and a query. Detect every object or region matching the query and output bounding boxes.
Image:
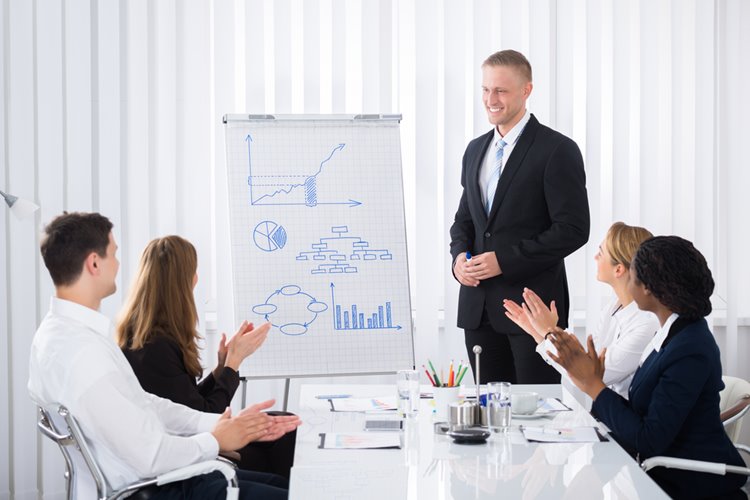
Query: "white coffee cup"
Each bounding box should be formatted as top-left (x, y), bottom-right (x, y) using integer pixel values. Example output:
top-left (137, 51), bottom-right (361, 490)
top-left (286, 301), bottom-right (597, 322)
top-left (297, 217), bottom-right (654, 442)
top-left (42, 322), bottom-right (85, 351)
top-left (511, 391), bottom-right (540, 415)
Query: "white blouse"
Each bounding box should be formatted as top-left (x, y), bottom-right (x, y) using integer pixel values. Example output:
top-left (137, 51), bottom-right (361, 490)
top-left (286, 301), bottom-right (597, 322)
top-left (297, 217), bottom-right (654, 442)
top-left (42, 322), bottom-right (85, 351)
top-left (536, 298), bottom-right (659, 399)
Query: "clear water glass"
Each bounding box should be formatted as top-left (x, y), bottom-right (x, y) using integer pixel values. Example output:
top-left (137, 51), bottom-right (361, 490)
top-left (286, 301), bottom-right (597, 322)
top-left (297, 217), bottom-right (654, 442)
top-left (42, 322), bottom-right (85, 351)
top-left (397, 369), bottom-right (420, 417)
top-left (487, 381), bottom-right (511, 433)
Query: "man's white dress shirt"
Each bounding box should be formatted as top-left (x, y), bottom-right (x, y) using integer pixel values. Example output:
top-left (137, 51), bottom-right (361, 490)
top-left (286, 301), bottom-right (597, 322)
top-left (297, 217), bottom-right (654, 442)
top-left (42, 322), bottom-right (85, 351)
top-left (479, 109), bottom-right (531, 210)
top-left (28, 297), bottom-right (220, 491)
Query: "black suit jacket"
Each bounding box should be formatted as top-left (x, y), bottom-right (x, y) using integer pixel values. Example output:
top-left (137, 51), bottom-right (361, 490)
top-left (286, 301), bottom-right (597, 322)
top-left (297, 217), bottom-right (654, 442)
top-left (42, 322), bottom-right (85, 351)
top-left (123, 334), bottom-right (240, 413)
top-left (123, 335), bottom-right (297, 479)
top-left (450, 114), bottom-right (590, 332)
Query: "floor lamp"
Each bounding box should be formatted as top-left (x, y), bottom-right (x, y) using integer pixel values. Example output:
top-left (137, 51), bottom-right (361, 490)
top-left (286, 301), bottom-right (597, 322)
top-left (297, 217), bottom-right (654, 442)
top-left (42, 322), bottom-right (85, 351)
top-left (1, 189), bottom-right (39, 221)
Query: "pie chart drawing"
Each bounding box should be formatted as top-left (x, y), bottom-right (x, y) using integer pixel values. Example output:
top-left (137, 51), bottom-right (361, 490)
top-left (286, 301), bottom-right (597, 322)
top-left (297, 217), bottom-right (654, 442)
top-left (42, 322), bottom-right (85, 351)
top-left (253, 221), bottom-right (287, 252)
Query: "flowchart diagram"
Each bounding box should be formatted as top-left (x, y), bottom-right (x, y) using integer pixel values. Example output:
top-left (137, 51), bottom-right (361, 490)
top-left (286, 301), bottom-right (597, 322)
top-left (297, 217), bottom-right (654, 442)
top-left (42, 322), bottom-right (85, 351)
top-left (296, 225), bottom-right (392, 274)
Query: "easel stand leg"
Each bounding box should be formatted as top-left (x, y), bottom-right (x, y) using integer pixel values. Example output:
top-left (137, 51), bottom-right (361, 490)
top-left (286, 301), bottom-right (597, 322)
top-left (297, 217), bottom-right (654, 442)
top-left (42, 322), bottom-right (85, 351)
top-left (283, 378), bottom-right (290, 412)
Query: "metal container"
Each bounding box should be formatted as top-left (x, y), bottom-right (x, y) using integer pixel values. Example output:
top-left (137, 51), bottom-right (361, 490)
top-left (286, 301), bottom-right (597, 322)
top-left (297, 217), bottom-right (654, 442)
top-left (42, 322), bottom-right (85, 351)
top-left (449, 401), bottom-right (479, 429)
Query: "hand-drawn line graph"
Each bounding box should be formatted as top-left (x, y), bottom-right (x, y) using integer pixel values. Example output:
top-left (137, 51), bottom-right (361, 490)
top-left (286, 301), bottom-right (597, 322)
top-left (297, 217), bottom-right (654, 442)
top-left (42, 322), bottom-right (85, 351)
top-left (245, 134), bottom-right (362, 208)
top-left (253, 220), bottom-right (287, 252)
top-left (252, 285), bottom-right (328, 336)
top-left (296, 225), bottom-right (393, 274)
top-left (329, 282), bottom-right (402, 331)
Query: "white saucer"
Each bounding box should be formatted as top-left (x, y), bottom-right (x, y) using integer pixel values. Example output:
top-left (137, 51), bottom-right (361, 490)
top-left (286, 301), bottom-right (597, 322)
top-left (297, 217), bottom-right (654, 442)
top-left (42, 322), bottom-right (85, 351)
top-left (511, 411), bottom-right (550, 420)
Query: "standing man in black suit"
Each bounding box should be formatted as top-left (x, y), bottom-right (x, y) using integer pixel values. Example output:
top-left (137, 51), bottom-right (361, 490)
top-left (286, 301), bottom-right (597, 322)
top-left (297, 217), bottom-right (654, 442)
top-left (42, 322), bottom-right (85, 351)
top-left (449, 50), bottom-right (590, 384)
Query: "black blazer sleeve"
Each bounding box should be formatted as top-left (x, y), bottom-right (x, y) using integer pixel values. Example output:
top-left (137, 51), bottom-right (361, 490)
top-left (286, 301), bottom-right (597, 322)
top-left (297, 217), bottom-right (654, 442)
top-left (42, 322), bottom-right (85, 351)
top-left (590, 319), bottom-right (745, 498)
top-left (124, 335), bottom-right (240, 413)
top-left (494, 136), bottom-right (589, 283)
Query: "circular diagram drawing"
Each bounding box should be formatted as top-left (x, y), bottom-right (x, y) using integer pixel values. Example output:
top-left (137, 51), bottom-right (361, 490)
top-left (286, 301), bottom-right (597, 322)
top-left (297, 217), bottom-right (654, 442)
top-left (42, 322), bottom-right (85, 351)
top-left (253, 220), bottom-right (287, 252)
top-left (252, 285), bottom-right (328, 335)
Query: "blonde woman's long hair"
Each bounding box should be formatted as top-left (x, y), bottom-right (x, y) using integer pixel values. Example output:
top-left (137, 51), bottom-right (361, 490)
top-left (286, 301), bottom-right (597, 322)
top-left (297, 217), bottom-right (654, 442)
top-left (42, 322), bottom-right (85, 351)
top-left (116, 235), bottom-right (202, 378)
top-left (605, 221), bottom-right (654, 270)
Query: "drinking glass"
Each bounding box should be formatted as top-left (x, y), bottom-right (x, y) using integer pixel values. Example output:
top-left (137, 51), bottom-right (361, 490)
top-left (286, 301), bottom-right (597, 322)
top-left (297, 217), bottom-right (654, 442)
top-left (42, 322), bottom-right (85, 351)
top-left (487, 381), bottom-right (511, 433)
top-left (397, 369), bottom-right (420, 417)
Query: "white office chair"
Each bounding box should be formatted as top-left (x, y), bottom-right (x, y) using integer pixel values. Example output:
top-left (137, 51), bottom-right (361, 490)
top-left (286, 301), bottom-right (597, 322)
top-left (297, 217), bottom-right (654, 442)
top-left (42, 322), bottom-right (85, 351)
top-left (38, 405), bottom-right (239, 500)
top-left (640, 376), bottom-right (750, 493)
top-left (721, 375), bottom-right (750, 455)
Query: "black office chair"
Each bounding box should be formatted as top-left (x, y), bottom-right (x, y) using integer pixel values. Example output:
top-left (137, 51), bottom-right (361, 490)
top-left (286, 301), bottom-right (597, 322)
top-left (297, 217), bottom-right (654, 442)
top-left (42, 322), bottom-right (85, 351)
top-left (37, 405), bottom-right (239, 500)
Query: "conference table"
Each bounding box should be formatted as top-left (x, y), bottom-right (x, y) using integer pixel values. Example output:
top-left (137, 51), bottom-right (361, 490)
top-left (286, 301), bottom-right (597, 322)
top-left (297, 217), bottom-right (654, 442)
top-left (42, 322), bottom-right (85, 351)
top-left (289, 383), bottom-right (669, 499)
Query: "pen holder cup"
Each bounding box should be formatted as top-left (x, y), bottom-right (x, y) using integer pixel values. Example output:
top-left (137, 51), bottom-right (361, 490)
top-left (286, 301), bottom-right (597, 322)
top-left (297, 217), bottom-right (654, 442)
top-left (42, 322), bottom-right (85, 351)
top-left (434, 386), bottom-right (461, 422)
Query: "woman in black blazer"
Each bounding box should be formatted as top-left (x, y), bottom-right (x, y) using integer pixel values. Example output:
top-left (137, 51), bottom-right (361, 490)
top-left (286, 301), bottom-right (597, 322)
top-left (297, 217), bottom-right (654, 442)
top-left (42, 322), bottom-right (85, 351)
top-left (116, 235), bottom-right (297, 480)
top-left (547, 236), bottom-right (745, 499)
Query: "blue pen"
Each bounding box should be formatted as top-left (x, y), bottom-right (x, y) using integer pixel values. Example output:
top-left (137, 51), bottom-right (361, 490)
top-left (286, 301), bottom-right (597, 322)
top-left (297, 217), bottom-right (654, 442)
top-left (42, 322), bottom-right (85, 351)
top-left (465, 251), bottom-right (472, 261)
top-left (315, 394), bottom-right (352, 399)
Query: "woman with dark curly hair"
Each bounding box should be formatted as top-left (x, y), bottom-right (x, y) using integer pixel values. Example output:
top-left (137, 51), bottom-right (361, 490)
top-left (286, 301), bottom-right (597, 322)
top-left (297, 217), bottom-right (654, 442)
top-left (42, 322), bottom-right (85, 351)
top-left (547, 236), bottom-right (745, 499)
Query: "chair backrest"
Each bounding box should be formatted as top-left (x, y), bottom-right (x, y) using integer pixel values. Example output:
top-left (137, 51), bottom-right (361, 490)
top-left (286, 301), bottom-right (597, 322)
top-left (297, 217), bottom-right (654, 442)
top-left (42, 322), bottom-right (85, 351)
top-left (38, 405), bottom-right (239, 500)
top-left (37, 405), bottom-right (110, 500)
top-left (720, 376), bottom-right (750, 443)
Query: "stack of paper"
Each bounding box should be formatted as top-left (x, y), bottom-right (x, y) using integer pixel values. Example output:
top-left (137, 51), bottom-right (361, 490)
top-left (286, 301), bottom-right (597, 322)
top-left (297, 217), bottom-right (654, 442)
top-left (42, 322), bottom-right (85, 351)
top-left (521, 426), bottom-right (607, 443)
top-left (318, 433), bottom-right (402, 449)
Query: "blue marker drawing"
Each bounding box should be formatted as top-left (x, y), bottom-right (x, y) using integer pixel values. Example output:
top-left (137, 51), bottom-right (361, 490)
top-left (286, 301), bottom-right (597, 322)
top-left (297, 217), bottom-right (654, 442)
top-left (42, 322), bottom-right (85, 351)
top-left (252, 285), bottom-right (328, 336)
top-left (296, 225), bottom-right (393, 274)
top-left (329, 282), bottom-right (402, 331)
top-left (245, 135), bottom-right (361, 208)
top-left (253, 220), bottom-right (287, 252)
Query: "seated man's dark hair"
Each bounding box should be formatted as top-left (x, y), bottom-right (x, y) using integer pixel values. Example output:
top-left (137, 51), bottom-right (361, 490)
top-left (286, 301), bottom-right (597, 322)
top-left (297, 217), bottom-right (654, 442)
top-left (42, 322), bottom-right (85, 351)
top-left (40, 212), bottom-right (113, 286)
top-left (632, 235), bottom-right (714, 320)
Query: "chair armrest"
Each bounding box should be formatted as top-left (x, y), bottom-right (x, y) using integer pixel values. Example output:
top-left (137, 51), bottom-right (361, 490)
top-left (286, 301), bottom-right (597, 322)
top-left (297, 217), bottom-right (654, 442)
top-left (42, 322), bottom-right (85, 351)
top-left (156, 459), bottom-right (236, 486)
top-left (641, 456), bottom-right (750, 477)
top-left (721, 395), bottom-right (750, 426)
top-left (642, 456), bottom-right (728, 475)
top-left (219, 451), bottom-right (241, 463)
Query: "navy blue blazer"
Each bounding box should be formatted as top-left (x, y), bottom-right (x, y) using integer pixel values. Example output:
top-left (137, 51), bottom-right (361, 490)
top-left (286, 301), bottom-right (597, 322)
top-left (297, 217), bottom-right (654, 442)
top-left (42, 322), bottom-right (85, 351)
top-left (592, 318), bottom-right (745, 499)
top-left (449, 114), bottom-right (590, 332)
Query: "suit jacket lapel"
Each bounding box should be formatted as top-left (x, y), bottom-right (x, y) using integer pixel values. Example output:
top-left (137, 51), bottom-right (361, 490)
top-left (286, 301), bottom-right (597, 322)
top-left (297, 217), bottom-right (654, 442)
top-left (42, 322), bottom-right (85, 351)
top-left (628, 317), bottom-right (694, 397)
top-left (469, 130), bottom-right (494, 224)
top-left (487, 114), bottom-right (540, 221)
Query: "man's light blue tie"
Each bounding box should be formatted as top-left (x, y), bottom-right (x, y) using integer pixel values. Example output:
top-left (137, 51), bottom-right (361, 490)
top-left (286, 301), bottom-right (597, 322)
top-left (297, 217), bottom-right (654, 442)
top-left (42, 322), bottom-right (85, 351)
top-left (485, 139), bottom-right (507, 214)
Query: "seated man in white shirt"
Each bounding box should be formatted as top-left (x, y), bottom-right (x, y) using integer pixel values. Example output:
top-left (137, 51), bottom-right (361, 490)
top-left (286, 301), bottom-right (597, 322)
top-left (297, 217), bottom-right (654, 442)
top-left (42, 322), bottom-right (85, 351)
top-left (28, 212), bottom-right (300, 500)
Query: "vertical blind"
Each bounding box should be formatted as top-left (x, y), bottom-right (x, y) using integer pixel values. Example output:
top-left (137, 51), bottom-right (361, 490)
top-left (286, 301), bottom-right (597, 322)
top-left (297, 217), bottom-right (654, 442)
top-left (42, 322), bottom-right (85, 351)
top-left (2, 0), bottom-right (749, 497)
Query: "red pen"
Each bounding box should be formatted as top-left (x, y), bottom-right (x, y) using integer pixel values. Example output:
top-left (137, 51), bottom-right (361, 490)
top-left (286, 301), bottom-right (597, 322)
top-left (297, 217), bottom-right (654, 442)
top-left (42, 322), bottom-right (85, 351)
top-left (422, 365), bottom-right (436, 386)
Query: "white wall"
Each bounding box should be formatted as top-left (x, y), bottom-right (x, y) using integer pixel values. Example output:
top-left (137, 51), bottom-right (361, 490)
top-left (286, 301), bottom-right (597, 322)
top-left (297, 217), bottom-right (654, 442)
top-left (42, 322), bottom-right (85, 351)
top-left (2, 0), bottom-right (749, 498)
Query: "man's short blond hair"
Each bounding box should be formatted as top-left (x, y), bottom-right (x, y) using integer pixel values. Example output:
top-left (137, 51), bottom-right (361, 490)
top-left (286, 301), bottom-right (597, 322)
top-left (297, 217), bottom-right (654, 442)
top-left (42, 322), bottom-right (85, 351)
top-left (482, 50), bottom-right (532, 83)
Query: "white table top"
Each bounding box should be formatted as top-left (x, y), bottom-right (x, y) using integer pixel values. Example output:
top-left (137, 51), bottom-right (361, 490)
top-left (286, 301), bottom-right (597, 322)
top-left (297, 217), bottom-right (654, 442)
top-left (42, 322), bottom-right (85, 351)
top-left (289, 384), bottom-right (669, 500)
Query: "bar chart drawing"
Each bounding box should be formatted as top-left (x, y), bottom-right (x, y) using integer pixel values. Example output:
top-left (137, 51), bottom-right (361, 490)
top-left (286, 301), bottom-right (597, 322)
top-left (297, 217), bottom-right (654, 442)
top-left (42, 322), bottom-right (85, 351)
top-left (296, 225), bottom-right (393, 274)
top-left (329, 282), bottom-right (402, 331)
top-left (245, 135), bottom-right (361, 207)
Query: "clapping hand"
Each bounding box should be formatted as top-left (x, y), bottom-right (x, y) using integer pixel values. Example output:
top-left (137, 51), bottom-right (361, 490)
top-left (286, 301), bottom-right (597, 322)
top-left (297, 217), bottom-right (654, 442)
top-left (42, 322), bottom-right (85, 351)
top-left (520, 288), bottom-right (559, 337)
top-left (503, 299), bottom-right (541, 342)
top-left (547, 329), bottom-right (607, 399)
top-left (216, 320), bottom-right (271, 375)
top-left (211, 402), bottom-right (273, 452)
